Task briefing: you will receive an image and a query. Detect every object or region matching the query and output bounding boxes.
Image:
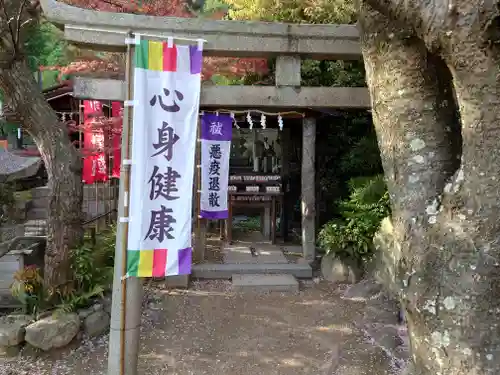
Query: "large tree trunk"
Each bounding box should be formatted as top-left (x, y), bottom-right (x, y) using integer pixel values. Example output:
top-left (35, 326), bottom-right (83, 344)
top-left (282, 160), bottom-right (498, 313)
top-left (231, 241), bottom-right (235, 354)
top-left (360, 1), bottom-right (500, 374)
top-left (358, 3), bottom-right (460, 284)
top-left (0, 60), bottom-right (83, 290)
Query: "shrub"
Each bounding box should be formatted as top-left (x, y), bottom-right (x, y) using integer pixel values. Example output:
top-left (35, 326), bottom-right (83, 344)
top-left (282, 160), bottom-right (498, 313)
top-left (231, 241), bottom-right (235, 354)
top-left (10, 265), bottom-right (46, 317)
top-left (56, 225), bottom-right (116, 312)
top-left (10, 225), bottom-right (116, 315)
top-left (318, 175), bottom-right (390, 266)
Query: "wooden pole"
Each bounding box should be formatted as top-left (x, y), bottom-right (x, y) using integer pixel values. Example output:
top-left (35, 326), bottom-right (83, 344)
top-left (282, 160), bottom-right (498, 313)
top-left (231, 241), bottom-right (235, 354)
top-left (108, 34), bottom-right (142, 375)
top-left (227, 196), bottom-right (232, 243)
top-left (119, 39), bottom-right (134, 375)
top-left (194, 117), bottom-right (205, 262)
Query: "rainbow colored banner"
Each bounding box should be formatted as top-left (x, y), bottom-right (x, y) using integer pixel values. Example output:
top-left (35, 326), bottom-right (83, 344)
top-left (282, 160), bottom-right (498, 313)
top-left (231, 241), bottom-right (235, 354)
top-left (126, 37), bottom-right (203, 278)
top-left (126, 248), bottom-right (191, 277)
top-left (135, 39), bottom-right (202, 74)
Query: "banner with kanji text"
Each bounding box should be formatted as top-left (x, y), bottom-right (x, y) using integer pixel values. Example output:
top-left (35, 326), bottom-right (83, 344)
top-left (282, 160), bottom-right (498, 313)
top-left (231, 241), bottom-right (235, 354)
top-left (111, 102), bottom-right (123, 178)
top-left (200, 113), bottom-right (232, 219)
top-left (82, 100), bottom-right (108, 184)
top-left (126, 38), bottom-right (203, 278)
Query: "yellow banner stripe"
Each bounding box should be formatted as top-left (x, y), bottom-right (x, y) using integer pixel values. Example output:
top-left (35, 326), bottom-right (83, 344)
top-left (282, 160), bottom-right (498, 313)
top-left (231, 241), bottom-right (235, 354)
top-left (137, 250), bottom-right (154, 277)
top-left (148, 41), bottom-right (164, 71)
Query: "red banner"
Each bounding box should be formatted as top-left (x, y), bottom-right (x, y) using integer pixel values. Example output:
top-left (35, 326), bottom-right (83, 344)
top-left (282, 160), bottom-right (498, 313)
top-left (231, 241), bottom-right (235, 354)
top-left (111, 102), bottom-right (123, 178)
top-left (82, 100), bottom-right (108, 184)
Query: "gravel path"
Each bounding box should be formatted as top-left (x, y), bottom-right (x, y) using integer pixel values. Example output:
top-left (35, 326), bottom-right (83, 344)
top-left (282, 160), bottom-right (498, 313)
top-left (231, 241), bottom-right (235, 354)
top-left (0, 280), bottom-right (408, 375)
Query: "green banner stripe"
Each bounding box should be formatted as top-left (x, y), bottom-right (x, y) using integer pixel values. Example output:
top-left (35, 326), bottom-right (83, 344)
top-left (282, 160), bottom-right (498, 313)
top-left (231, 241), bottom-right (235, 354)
top-left (127, 250), bottom-right (141, 277)
top-left (135, 40), bottom-right (149, 69)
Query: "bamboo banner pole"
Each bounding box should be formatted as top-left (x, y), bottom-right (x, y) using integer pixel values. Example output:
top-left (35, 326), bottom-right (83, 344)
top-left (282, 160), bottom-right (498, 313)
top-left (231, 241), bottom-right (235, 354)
top-left (119, 38), bottom-right (134, 375)
top-left (107, 33), bottom-right (142, 375)
top-left (194, 116), bottom-right (204, 261)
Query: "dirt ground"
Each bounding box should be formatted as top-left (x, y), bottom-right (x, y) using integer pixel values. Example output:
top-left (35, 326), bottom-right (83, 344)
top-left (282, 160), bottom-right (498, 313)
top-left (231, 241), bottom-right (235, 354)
top-left (0, 280), bottom-right (408, 375)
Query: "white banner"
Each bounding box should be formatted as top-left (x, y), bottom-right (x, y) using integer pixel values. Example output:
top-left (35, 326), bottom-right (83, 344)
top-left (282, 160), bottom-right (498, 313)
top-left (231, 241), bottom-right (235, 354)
top-left (199, 113), bottom-right (233, 219)
top-left (126, 39), bottom-right (202, 277)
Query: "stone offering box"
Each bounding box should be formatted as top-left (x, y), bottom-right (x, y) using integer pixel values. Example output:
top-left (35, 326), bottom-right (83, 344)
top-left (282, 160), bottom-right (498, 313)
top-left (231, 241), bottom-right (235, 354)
top-left (0, 235), bottom-right (45, 308)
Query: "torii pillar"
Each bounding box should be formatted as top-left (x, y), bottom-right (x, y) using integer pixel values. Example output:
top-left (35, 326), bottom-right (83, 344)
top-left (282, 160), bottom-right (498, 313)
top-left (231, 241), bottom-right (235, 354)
top-left (301, 116), bottom-right (316, 262)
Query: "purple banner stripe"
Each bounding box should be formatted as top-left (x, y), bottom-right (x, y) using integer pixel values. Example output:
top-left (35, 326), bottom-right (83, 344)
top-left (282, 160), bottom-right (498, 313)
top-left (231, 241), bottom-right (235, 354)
top-left (189, 45), bottom-right (203, 74)
top-left (200, 210), bottom-right (229, 219)
top-left (178, 247), bottom-right (192, 275)
top-left (200, 113), bottom-right (233, 141)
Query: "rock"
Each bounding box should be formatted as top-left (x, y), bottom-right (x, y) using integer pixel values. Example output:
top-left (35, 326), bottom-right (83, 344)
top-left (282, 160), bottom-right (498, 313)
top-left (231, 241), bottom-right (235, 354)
top-left (77, 308), bottom-right (94, 320)
top-left (102, 296), bottom-right (112, 314)
top-left (25, 313), bottom-right (80, 351)
top-left (0, 344), bottom-right (22, 357)
top-left (321, 254), bottom-right (362, 284)
top-left (83, 311), bottom-right (110, 337)
top-left (343, 279), bottom-right (383, 301)
top-left (363, 323), bottom-right (408, 362)
top-left (0, 314), bottom-right (32, 347)
top-left (92, 303), bottom-right (103, 312)
top-left (21, 343), bottom-right (41, 359)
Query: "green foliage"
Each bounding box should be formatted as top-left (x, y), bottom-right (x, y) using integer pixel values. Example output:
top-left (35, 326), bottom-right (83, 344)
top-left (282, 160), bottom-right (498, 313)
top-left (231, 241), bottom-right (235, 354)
top-left (56, 225), bottom-right (116, 312)
top-left (318, 175), bottom-right (390, 265)
top-left (202, 0), bottom-right (229, 14)
top-left (0, 183), bottom-right (16, 224)
top-left (211, 74), bottom-right (245, 85)
top-left (10, 265), bottom-right (46, 317)
top-left (233, 216), bottom-right (261, 232)
top-left (301, 60), bottom-right (366, 87)
top-left (222, 0), bottom-right (365, 88)
top-left (339, 135), bottom-right (382, 175)
top-left (24, 22), bottom-right (69, 72)
top-left (10, 225), bottom-right (116, 316)
top-left (316, 113), bottom-right (382, 225)
top-left (225, 0), bottom-right (356, 24)
top-left (55, 285), bottom-right (105, 314)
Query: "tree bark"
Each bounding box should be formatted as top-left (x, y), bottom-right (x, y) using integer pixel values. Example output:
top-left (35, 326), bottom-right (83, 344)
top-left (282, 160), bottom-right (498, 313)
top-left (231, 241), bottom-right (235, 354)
top-left (0, 59), bottom-right (83, 290)
top-left (361, 0), bottom-right (500, 374)
top-left (358, 3), bottom-right (460, 275)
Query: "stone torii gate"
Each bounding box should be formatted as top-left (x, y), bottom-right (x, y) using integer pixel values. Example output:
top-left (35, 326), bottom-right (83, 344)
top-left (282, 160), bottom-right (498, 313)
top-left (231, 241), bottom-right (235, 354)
top-left (41, 0), bottom-right (369, 258)
top-left (40, 1), bottom-right (369, 374)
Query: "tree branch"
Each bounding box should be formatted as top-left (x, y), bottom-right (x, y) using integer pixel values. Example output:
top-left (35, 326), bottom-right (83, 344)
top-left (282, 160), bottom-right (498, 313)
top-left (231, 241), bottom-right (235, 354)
top-left (0, 0), bottom-right (17, 54)
top-left (362, 0), bottom-right (452, 50)
top-left (15, 0), bottom-right (28, 48)
top-left (364, 0), bottom-right (500, 53)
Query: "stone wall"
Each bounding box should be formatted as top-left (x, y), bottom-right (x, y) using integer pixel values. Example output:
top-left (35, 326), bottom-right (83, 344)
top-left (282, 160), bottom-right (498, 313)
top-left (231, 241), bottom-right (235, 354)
top-left (0, 224), bottom-right (24, 243)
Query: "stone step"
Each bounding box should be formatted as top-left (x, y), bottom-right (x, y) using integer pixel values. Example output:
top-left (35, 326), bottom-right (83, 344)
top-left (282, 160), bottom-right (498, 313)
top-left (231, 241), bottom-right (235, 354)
top-left (26, 208), bottom-right (48, 221)
top-left (231, 274), bottom-right (299, 293)
top-left (31, 186), bottom-right (49, 199)
top-left (223, 247), bottom-right (288, 264)
top-left (24, 220), bottom-right (47, 236)
top-left (25, 232), bottom-right (47, 237)
top-left (192, 262), bottom-right (312, 279)
top-left (24, 228), bottom-right (46, 234)
top-left (31, 197), bottom-right (49, 209)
